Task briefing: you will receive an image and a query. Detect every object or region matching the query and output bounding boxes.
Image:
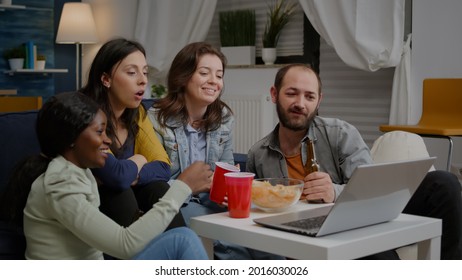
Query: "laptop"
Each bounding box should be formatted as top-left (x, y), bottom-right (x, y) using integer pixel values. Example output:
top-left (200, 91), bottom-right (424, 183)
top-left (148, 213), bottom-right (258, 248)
top-left (253, 157), bottom-right (436, 237)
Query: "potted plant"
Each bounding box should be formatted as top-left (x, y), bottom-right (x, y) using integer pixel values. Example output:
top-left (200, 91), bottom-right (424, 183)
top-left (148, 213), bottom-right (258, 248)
top-left (3, 45), bottom-right (25, 70)
top-left (219, 9), bottom-right (256, 65)
top-left (0, 0), bottom-right (13, 6)
top-left (151, 83), bottom-right (167, 99)
top-left (261, 0), bottom-right (296, 65)
top-left (36, 54), bottom-right (46, 70)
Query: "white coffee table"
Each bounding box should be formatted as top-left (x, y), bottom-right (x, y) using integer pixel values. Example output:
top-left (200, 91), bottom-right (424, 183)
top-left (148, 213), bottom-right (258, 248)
top-left (190, 202), bottom-right (442, 260)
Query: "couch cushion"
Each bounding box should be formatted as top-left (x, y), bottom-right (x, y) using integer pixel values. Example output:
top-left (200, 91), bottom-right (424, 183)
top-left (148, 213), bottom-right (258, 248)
top-left (0, 111), bottom-right (40, 193)
top-left (233, 153), bottom-right (247, 172)
top-left (141, 98), bottom-right (156, 110)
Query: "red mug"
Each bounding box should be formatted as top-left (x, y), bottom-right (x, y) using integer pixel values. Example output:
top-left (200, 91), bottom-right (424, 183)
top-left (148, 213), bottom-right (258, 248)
top-left (209, 162), bottom-right (240, 203)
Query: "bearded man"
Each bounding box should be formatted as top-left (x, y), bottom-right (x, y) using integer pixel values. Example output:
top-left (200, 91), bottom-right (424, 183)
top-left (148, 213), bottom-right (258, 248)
top-left (246, 63), bottom-right (462, 259)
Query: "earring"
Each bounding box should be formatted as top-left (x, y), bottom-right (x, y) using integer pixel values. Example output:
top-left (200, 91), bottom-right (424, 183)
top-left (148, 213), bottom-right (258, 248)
top-left (70, 143), bottom-right (75, 148)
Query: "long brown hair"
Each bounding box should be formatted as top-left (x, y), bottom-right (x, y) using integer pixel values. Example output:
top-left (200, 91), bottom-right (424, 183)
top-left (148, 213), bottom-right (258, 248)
top-left (154, 42), bottom-right (232, 131)
top-left (80, 38), bottom-right (146, 152)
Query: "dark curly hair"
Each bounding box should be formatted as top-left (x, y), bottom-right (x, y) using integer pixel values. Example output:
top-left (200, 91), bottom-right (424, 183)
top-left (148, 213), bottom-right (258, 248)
top-left (0, 92), bottom-right (100, 225)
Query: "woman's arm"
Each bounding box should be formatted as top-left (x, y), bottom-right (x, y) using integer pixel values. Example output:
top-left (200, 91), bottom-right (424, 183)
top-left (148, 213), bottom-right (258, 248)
top-left (91, 153), bottom-right (139, 191)
top-left (133, 108), bottom-right (172, 184)
top-left (137, 161), bottom-right (171, 185)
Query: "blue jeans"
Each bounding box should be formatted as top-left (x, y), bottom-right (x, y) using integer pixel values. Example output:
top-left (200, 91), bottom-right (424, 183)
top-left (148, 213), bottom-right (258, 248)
top-left (181, 193), bottom-right (227, 227)
top-left (133, 227), bottom-right (208, 260)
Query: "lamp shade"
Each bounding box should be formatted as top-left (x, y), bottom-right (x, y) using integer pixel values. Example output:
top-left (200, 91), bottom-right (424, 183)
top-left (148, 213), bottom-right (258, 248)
top-left (56, 3), bottom-right (98, 44)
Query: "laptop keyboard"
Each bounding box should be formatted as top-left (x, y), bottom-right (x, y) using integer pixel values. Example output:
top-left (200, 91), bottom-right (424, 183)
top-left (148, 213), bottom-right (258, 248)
top-left (282, 215), bottom-right (327, 236)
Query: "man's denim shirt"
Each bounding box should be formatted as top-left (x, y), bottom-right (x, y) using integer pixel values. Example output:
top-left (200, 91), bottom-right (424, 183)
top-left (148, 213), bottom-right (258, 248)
top-left (246, 116), bottom-right (372, 201)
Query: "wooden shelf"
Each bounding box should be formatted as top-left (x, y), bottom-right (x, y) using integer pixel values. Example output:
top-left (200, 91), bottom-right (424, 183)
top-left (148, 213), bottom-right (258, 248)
top-left (4, 69), bottom-right (68, 76)
top-left (0, 89), bottom-right (17, 95)
top-left (0, 4), bottom-right (26, 11)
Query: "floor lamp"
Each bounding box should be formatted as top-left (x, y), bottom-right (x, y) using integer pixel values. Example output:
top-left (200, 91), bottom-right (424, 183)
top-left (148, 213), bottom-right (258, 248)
top-left (56, 3), bottom-right (98, 90)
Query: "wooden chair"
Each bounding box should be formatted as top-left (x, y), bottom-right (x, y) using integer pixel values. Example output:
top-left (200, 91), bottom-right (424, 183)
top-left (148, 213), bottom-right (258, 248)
top-left (0, 96), bottom-right (42, 113)
top-left (380, 78), bottom-right (462, 171)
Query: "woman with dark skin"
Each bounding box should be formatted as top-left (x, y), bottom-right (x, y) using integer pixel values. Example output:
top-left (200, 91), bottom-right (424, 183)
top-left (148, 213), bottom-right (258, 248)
top-left (1, 92), bottom-right (209, 259)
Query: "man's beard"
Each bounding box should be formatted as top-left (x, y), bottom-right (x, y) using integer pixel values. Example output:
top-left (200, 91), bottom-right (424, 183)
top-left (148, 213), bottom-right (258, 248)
top-left (276, 100), bottom-right (317, 131)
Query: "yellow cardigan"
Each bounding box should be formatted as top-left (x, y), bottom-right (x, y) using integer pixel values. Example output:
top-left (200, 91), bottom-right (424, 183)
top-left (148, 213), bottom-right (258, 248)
top-left (134, 106), bottom-right (170, 164)
top-left (106, 106), bottom-right (170, 164)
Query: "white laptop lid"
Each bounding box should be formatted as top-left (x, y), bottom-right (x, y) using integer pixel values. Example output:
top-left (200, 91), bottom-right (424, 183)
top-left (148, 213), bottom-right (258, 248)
top-left (253, 157), bottom-right (436, 237)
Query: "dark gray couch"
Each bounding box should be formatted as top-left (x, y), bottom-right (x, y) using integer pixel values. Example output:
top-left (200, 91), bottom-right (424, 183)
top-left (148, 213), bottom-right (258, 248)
top-left (0, 110), bottom-right (38, 259)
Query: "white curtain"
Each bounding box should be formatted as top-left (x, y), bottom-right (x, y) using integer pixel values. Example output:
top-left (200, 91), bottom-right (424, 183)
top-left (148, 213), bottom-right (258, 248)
top-left (134, 0), bottom-right (217, 84)
top-left (389, 34), bottom-right (412, 125)
top-left (298, 0), bottom-right (411, 125)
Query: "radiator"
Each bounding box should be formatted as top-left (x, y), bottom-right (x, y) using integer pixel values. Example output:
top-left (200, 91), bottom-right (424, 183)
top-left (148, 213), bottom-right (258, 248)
top-left (222, 94), bottom-right (275, 154)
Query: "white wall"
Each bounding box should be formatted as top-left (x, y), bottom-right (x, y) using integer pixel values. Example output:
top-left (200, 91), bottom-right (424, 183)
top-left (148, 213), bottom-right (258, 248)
top-left (81, 0), bottom-right (139, 86)
top-left (412, 0), bottom-right (462, 170)
top-left (223, 67), bottom-right (280, 149)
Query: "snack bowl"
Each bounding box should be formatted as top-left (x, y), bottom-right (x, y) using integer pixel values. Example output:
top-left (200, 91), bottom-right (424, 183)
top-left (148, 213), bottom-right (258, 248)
top-left (251, 178), bottom-right (304, 212)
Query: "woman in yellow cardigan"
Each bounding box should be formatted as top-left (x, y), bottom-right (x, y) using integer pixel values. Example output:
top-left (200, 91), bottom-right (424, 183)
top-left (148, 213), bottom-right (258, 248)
top-left (80, 38), bottom-right (212, 236)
